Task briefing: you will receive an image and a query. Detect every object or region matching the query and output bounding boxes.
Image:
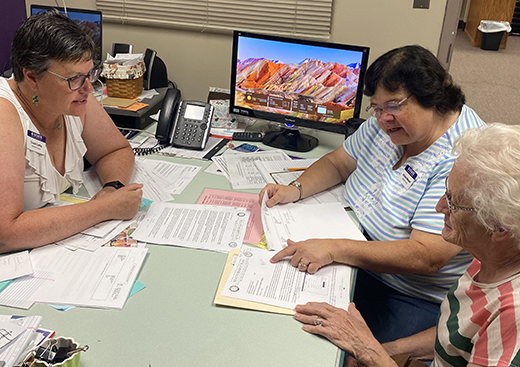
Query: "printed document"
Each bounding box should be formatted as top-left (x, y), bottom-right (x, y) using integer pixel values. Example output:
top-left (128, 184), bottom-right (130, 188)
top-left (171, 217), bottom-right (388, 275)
top-left (0, 251), bottom-right (33, 282)
top-left (222, 150), bottom-right (291, 189)
top-left (82, 158), bottom-right (201, 202)
top-left (255, 160), bottom-right (345, 205)
top-left (261, 192), bottom-right (365, 251)
top-left (31, 245), bottom-right (147, 309)
top-left (197, 189), bottom-right (263, 245)
top-left (131, 202), bottom-right (250, 253)
top-left (221, 246), bottom-right (352, 311)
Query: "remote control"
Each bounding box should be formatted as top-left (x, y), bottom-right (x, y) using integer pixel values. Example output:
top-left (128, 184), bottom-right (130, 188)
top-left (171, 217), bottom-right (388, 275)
top-left (232, 132), bottom-right (264, 142)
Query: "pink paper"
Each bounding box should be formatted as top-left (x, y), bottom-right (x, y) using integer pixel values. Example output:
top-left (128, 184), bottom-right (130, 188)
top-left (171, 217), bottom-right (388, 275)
top-left (197, 189), bottom-right (262, 244)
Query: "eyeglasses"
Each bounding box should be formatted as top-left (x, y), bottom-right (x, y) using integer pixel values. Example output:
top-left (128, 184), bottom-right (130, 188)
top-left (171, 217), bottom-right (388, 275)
top-left (366, 95), bottom-right (412, 118)
top-left (444, 177), bottom-right (476, 213)
top-left (46, 67), bottom-right (102, 91)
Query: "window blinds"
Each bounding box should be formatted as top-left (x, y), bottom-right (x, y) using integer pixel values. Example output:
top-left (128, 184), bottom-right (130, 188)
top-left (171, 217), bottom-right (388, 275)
top-left (96, 0), bottom-right (334, 38)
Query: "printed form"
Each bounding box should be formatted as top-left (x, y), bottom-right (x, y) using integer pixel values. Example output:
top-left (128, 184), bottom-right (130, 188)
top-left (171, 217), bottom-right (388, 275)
top-left (260, 192), bottom-right (366, 251)
top-left (0, 245), bottom-right (147, 310)
top-left (131, 202), bottom-right (250, 253)
top-left (221, 245), bottom-right (352, 311)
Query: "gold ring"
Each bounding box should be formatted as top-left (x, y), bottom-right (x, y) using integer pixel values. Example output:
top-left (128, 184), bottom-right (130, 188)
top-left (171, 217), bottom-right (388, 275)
top-left (314, 317), bottom-right (323, 326)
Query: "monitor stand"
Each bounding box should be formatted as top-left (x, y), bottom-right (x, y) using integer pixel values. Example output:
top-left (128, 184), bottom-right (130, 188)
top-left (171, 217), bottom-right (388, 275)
top-left (262, 127), bottom-right (318, 152)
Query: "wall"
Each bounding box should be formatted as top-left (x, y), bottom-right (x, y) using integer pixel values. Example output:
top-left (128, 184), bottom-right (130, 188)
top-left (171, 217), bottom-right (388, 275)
top-left (25, 0), bottom-right (448, 117)
top-left (2, 0), bottom-right (27, 73)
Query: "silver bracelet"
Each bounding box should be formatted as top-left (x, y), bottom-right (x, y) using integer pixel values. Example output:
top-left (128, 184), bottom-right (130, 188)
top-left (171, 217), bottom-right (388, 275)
top-left (288, 180), bottom-right (303, 201)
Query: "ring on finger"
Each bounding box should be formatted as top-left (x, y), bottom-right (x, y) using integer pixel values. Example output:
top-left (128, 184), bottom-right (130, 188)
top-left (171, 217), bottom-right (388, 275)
top-left (298, 262), bottom-right (308, 269)
top-left (314, 316), bottom-right (323, 326)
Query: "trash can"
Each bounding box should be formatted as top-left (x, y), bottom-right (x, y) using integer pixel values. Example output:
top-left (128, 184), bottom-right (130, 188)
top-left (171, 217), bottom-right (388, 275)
top-left (478, 21), bottom-right (512, 51)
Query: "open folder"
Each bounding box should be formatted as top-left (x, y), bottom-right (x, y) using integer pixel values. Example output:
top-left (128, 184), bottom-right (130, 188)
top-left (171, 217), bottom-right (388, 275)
top-left (214, 249), bottom-right (295, 315)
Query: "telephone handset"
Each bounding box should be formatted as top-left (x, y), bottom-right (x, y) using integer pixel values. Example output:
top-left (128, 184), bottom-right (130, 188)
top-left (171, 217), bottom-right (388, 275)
top-left (156, 88), bottom-right (214, 150)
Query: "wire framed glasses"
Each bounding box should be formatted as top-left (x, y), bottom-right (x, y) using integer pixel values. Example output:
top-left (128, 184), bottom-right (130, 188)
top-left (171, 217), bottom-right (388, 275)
top-left (47, 68), bottom-right (102, 91)
top-left (366, 95), bottom-right (412, 118)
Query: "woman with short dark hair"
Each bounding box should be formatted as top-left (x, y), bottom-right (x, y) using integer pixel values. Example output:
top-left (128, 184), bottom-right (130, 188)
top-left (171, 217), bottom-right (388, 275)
top-left (260, 44), bottom-right (485, 343)
top-left (0, 10), bottom-right (143, 253)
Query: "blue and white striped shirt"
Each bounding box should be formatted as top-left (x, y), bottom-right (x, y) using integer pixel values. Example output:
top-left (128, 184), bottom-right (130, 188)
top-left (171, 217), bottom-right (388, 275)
top-left (343, 105), bottom-right (485, 303)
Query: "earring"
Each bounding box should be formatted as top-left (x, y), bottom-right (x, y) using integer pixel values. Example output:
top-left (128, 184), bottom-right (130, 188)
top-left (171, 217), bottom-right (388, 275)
top-left (32, 95), bottom-right (38, 106)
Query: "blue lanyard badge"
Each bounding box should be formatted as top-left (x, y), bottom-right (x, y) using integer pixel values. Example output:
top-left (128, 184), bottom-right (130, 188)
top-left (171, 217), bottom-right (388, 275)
top-left (399, 164), bottom-right (417, 189)
top-left (27, 130), bottom-right (47, 155)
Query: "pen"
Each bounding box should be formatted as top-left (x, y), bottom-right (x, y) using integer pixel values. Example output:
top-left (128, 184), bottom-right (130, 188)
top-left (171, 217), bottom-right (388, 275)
top-left (287, 167), bottom-right (307, 171)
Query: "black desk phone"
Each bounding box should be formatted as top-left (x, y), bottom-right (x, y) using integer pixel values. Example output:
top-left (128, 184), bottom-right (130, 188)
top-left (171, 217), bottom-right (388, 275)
top-left (155, 88), bottom-right (214, 150)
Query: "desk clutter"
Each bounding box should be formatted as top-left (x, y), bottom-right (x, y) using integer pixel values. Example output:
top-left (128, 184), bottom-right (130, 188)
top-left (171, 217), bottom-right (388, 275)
top-left (0, 315), bottom-right (88, 367)
top-left (0, 138), bottom-right (365, 367)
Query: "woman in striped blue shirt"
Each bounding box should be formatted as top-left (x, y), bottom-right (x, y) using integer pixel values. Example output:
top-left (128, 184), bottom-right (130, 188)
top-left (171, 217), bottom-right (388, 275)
top-left (261, 45), bottom-right (485, 344)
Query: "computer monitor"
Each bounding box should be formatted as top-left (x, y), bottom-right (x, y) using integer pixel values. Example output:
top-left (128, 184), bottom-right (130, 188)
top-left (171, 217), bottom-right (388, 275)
top-left (30, 5), bottom-right (102, 66)
top-left (230, 31), bottom-right (370, 152)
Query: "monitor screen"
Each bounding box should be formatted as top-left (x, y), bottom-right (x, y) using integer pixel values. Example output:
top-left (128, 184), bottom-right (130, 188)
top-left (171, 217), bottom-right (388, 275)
top-left (230, 31), bottom-right (369, 151)
top-left (30, 5), bottom-right (102, 66)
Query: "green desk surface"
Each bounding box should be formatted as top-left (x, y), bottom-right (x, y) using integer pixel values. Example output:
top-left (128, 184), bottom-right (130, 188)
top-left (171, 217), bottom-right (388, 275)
top-left (0, 129), bottom-right (349, 367)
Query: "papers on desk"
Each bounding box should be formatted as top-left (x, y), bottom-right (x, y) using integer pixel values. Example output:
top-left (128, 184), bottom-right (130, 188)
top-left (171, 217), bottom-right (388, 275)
top-left (0, 251), bottom-right (33, 282)
top-left (0, 315), bottom-right (44, 367)
top-left (219, 246), bottom-right (352, 313)
top-left (82, 158), bottom-right (201, 202)
top-left (261, 192), bottom-right (365, 251)
top-left (0, 245), bottom-right (147, 310)
top-left (131, 202), bottom-right (250, 253)
top-left (212, 149), bottom-right (291, 189)
top-left (197, 189), bottom-right (263, 245)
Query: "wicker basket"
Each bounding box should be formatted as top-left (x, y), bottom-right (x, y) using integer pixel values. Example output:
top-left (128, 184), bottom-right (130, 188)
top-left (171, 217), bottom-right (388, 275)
top-left (105, 77), bottom-right (143, 98)
top-left (102, 59), bottom-right (146, 99)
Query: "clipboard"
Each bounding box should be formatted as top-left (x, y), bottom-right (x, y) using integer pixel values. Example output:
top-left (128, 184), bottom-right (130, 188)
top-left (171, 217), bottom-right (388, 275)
top-left (213, 249), bottom-right (295, 315)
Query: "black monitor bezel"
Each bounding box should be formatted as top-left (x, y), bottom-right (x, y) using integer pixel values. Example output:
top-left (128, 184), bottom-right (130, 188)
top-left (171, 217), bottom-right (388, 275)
top-left (229, 31), bottom-right (370, 135)
top-left (30, 4), bottom-right (103, 66)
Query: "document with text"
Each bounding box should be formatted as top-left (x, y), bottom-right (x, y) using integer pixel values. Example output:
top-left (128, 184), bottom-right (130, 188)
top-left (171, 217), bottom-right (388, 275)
top-left (0, 251), bottom-right (33, 282)
top-left (31, 245), bottom-right (147, 309)
top-left (221, 245), bottom-right (352, 311)
top-left (197, 189), bottom-right (263, 245)
top-left (261, 192), bottom-right (365, 251)
top-left (223, 150), bottom-right (291, 190)
top-left (82, 158), bottom-right (201, 202)
top-left (131, 202), bottom-right (250, 253)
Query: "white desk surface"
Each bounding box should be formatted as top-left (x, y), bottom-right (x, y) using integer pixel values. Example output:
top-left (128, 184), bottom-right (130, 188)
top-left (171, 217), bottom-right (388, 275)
top-left (0, 129), bottom-right (348, 367)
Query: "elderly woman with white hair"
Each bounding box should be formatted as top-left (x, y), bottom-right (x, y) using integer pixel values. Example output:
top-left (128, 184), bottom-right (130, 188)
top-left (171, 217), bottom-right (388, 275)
top-left (293, 123), bottom-right (520, 367)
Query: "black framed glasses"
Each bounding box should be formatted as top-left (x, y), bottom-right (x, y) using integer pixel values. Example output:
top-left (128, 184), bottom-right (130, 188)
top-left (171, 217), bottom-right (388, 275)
top-left (366, 95), bottom-right (412, 118)
top-left (445, 177), bottom-right (476, 213)
top-left (47, 67), bottom-right (102, 91)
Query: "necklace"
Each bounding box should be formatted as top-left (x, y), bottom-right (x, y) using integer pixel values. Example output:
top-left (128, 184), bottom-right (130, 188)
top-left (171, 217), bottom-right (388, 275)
top-left (15, 84), bottom-right (63, 131)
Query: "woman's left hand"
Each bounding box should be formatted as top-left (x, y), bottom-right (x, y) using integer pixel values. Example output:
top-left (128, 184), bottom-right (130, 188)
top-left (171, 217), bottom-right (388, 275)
top-left (294, 302), bottom-right (394, 367)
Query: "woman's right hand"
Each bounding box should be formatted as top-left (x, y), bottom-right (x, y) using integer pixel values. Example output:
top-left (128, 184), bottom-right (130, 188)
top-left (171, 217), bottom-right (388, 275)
top-left (95, 183), bottom-right (144, 220)
top-left (259, 183), bottom-right (301, 207)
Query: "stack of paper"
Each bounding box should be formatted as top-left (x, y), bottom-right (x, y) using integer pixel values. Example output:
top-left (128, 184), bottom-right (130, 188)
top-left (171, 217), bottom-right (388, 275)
top-left (211, 149), bottom-right (291, 189)
top-left (82, 157), bottom-right (202, 202)
top-left (215, 194), bottom-right (365, 313)
top-left (56, 211), bottom-right (146, 252)
top-left (0, 315), bottom-right (46, 367)
top-left (0, 245), bottom-right (147, 310)
top-left (131, 202), bottom-right (250, 253)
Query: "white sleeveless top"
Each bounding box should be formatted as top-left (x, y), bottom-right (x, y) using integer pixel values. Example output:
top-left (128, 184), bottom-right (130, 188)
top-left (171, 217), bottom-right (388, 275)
top-left (0, 78), bottom-right (87, 211)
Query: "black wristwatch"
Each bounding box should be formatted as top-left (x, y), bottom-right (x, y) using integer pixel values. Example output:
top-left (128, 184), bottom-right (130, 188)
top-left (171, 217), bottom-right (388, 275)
top-left (103, 180), bottom-right (125, 190)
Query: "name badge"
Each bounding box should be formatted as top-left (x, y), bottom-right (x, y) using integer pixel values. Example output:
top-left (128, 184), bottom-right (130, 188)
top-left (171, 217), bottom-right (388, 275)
top-left (399, 164), bottom-right (417, 190)
top-left (27, 130), bottom-right (46, 155)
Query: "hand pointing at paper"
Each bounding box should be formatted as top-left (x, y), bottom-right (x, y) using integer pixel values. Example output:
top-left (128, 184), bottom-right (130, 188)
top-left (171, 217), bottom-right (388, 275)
top-left (270, 238), bottom-right (338, 274)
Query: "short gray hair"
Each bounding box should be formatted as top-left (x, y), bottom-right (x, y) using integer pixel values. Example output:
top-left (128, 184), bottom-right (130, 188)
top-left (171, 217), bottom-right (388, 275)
top-left (453, 123), bottom-right (520, 239)
top-left (10, 9), bottom-right (95, 82)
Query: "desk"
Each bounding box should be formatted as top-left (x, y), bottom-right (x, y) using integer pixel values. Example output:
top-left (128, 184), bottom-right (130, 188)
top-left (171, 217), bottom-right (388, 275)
top-left (0, 129), bottom-right (347, 367)
top-left (103, 87), bottom-right (168, 130)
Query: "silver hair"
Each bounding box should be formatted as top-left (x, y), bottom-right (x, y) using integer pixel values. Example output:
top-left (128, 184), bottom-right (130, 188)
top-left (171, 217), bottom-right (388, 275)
top-left (453, 123), bottom-right (520, 239)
